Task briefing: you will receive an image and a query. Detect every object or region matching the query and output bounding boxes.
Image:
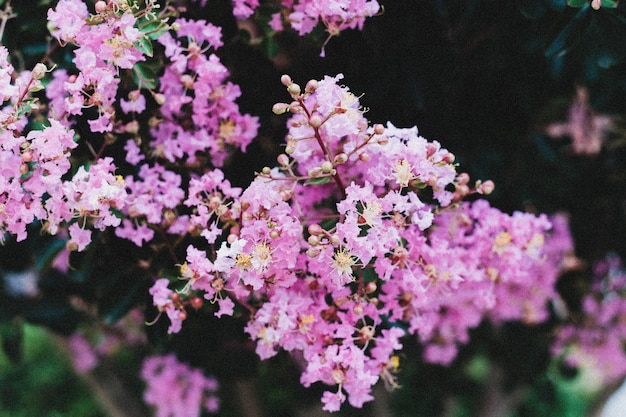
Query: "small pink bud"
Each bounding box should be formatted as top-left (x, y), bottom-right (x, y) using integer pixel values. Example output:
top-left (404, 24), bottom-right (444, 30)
top-left (308, 235), bottom-right (320, 246)
top-left (309, 113), bottom-right (323, 128)
top-left (333, 153), bottom-right (348, 165)
top-left (227, 233), bottom-right (238, 244)
top-left (21, 150), bottom-right (33, 163)
top-left (478, 180), bottom-right (495, 195)
top-left (285, 141), bottom-right (296, 154)
top-left (272, 102), bottom-right (290, 114)
top-left (95, 0), bottom-right (107, 13)
top-left (373, 124), bottom-right (385, 135)
top-left (353, 304), bottom-right (363, 316)
top-left (365, 282), bottom-right (377, 294)
top-left (280, 74), bottom-right (292, 86)
top-left (128, 90), bottom-right (141, 101)
top-left (308, 223), bottom-right (323, 236)
top-left (125, 120), bottom-right (139, 134)
top-left (181, 74), bottom-right (194, 89)
top-left (269, 230), bottom-right (280, 239)
top-left (289, 101), bottom-right (302, 113)
top-left (261, 166), bottom-right (271, 175)
top-left (305, 79), bottom-right (318, 93)
top-left (358, 152), bottom-right (370, 162)
top-left (442, 152), bottom-right (455, 164)
top-left (307, 167), bottom-right (322, 177)
top-left (456, 172), bottom-right (470, 186)
top-left (153, 93), bottom-right (166, 105)
top-left (279, 190), bottom-right (292, 201)
top-left (277, 153), bottom-right (290, 166)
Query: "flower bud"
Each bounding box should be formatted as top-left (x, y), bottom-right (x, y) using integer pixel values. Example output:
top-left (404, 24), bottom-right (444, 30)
top-left (31, 63), bottom-right (48, 80)
top-left (272, 102), bottom-right (290, 114)
top-left (227, 233), bottom-right (238, 244)
top-left (307, 167), bottom-right (322, 177)
top-left (125, 120), bottom-right (139, 134)
top-left (288, 83), bottom-right (301, 97)
top-left (153, 93), bottom-right (166, 105)
top-left (478, 180), bottom-right (495, 195)
top-left (280, 74), bottom-right (292, 86)
top-left (456, 172), bottom-right (470, 186)
top-left (321, 160), bottom-right (333, 173)
top-left (442, 152), bottom-right (455, 164)
top-left (181, 74), bottom-right (194, 89)
top-left (373, 124), bottom-right (385, 135)
top-left (377, 136), bottom-right (389, 145)
top-left (308, 223), bottom-right (323, 236)
top-left (289, 101), bottom-right (302, 113)
top-left (261, 166), bottom-right (271, 175)
top-left (333, 153), bottom-right (348, 165)
top-left (95, 0), bottom-right (107, 13)
top-left (277, 153), bottom-right (290, 166)
top-left (305, 79), bottom-right (318, 93)
top-left (308, 235), bottom-right (320, 246)
top-left (309, 113), bottom-right (323, 128)
top-left (285, 140), bottom-right (296, 154)
top-left (365, 282), bottom-right (377, 294)
top-left (358, 152), bottom-right (370, 162)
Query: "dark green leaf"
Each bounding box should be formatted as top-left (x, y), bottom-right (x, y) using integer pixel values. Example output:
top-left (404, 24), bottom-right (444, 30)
top-left (132, 62), bottom-right (159, 90)
top-left (567, 0), bottom-right (588, 6)
top-left (134, 37), bottom-right (153, 57)
top-left (0, 320), bottom-right (23, 363)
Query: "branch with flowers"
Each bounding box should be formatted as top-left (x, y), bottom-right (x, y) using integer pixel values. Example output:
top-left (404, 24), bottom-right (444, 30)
top-left (1, 0), bottom-right (626, 416)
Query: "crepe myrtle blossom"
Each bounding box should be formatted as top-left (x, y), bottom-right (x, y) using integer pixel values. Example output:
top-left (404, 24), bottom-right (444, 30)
top-left (145, 74), bottom-right (565, 410)
top-left (141, 354), bottom-right (220, 417)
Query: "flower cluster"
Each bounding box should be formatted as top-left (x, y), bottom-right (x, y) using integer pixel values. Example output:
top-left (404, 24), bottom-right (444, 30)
top-left (553, 254), bottom-right (626, 385)
top-left (156, 74), bottom-right (563, 410)
top-left (141, 354), bottom-right (220, 417)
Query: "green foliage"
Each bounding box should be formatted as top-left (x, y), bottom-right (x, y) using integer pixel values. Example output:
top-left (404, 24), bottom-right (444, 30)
top-left (0, 324), bottom-right (105, 417)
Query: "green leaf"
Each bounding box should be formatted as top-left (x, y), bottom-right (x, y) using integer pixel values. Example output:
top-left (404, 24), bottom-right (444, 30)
top-left (139, 19), bottom-right (170, 40)
top-left (0, 320), bottom-right (23, 363)
top-left (132, 61), bottom-right (159, 90)
top-left (567, 0), bottom-right (588, 6)
top-left (134, 36), bottom-right (153, 57)
top-left (305, 176), bottom-right (331, 185)
top-left (601, 0), bottom-right (619, 7)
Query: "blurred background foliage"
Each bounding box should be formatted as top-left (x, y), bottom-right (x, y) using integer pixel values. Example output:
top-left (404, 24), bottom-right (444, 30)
top-left (1, 0), bottom-right (626, 416)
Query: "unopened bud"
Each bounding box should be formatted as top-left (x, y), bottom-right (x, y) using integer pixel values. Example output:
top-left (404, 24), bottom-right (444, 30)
top-left (285, 140), bottom-right (296, 154)
top-left (280, 74), bottom-right (292, 86)
top-left (308, 223), bottom-right (323, 236)
top-left (277, 153), bottom-right (290, 166)
top-left (478, 180), bottom-right (495, 195)
top-left (181, 74), bottom-right (194, 89)
top-left (321, 160), bottom-right (333, 173)
top-left (308, 235), bottom-right (320, 246)
top-left (153, 93), bottom-right (166, 105)
top-left (309, 113), bottom-right (323, 128)
top-left (261, 166), bottom-right (271, 175)
top-left (227, 233), bottom-right (238, 244)
top-left (305, 79), bottom-right (318, 93)
top-left (358, 152), bottom-right (370, 162)
top-left (442, 152), bottom-right (455, 164)
top-left (289, 101), bottom-right (302, 113)
top-left (31, 63), bottom-right (48, 80)
top-left (333, 153), bottom-right (348, 165)
top-left (365, 282), bottom-right (377, 294)
top-left (272, 102), bottom-right (290, 114)
top-left (288, 83), bottom-right (301, 97)
top-left (373, 124), bottom-right (385, 135)
top-left (307, 167), bottom-right (322, 177)
top-left (456, 172), bottom-right (470, 186)
top-left (95, 0), bottom-right (107, 13)
top-left (125, 120), bottom-right (139, 134)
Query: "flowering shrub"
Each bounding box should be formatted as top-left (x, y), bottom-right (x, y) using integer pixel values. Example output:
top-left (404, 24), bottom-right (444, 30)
top-left (1, 0), bottom-right (626, 416)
